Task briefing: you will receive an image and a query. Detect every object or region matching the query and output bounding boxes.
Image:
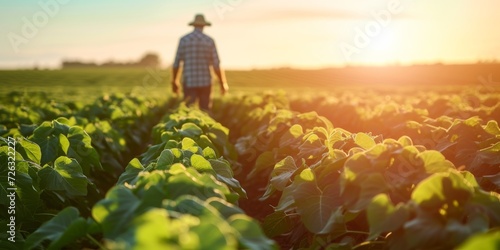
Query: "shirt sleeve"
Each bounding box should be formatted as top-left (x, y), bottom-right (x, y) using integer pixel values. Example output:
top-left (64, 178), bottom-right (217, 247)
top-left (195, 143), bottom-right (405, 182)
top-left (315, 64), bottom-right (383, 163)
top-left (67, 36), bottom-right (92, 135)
top-left (210, 40), bottom-right (220, 70)
top-left (173, 39), bottom-right (184, 68)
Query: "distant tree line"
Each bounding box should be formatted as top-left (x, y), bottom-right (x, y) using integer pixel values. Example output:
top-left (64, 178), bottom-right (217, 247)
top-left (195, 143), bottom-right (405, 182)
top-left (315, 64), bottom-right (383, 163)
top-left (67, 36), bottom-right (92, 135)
top-left (62, 53), bottom-right (160, 69)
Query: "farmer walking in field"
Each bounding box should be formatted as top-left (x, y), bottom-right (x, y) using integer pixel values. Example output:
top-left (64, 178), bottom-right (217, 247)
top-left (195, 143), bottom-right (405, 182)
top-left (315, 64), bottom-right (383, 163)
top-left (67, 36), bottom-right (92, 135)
top-left (171, 14), bottom-right (228, 110)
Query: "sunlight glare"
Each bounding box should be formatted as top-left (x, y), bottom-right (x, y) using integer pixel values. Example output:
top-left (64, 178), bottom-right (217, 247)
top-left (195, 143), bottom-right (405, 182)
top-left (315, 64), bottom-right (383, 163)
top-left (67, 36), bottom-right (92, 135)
top-left (363, 29), bottom-right (399, 64)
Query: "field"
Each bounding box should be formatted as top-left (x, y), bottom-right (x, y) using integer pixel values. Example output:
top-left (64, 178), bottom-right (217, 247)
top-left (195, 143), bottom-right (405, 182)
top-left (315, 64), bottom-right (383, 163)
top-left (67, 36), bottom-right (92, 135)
top-left (1, 67), bottom-right (500, 249)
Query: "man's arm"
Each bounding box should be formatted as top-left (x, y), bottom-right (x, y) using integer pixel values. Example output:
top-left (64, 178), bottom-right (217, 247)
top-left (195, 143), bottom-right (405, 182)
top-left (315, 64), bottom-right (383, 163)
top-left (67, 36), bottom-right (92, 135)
top-left (171, 66), bottom-right (180, 94)
top-left (213, 67), bottom-right (228, 95)
top-left (172, 39), bottom-right (183, 94)
top-left (210, 40), bottom-right (228, 95)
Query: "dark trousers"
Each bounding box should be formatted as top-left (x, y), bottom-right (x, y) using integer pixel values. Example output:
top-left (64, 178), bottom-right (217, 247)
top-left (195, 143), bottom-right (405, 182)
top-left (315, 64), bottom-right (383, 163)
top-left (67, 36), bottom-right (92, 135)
top-left (183, 85), bottom-right (212, 110)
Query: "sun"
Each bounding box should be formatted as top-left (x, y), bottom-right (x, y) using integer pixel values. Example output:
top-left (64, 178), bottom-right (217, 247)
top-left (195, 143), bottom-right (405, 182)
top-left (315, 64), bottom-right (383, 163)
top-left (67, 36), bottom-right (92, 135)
top-left (363, 29), bottom-right (400, 64)
top-left (372, 31), bottom-right (397, 51)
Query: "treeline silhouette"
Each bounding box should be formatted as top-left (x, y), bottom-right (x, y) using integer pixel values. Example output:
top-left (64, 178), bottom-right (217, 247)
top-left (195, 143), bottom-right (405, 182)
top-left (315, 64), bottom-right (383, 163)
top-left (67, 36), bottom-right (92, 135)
top-left (62, 53), bottom-right (160, 69)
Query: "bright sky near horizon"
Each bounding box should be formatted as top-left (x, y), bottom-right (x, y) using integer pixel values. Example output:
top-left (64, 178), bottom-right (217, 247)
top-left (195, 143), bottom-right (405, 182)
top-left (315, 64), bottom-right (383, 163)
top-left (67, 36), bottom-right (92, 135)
top-left (0, 0), bottom-right (499, 69)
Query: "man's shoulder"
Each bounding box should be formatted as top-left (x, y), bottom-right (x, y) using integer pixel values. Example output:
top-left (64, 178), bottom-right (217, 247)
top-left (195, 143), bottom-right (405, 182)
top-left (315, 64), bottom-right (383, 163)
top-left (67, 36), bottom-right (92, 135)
top-left (202, 33), bottom-right (215, 41)
top-left (179, 32), bottom-right (192, 41)
top-left (180, 31), bottom-right (214, 42)
top-left (200, 33), bottom-right (215, 45)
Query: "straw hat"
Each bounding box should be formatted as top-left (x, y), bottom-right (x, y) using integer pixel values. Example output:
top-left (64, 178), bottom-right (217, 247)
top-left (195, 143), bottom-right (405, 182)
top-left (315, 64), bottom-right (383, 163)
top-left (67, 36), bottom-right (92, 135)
top-left (189, 14), bottom-right (211, 26)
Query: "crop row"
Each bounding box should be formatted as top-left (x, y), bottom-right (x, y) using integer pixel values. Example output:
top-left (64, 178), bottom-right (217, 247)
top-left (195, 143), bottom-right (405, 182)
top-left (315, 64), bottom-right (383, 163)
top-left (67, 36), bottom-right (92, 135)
top-left (1, 92), bottom-right (175, 248)
top-left (290, 88), bottom-right (500, 134)
top-left (213, 93), bottom-right (500, 249)
top-left (1, 89), bottom-right (499, 249)
top-left (1, 92), bottom-right (174, 192)
top-left (1, 100), bottom-right (275, 249)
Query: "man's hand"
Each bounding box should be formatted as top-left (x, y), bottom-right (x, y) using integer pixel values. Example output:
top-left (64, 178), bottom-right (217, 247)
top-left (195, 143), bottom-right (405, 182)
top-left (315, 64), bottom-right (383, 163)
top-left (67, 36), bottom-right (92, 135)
top-left (220, 82), bottom-right (228, 96)
top-left (172, 80), bottom-right (180, 95)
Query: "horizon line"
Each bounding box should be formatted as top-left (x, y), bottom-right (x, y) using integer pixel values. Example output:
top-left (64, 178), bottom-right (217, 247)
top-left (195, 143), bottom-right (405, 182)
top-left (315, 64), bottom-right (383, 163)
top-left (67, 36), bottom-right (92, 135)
top-left (2, 61), bottom-right (500, 72)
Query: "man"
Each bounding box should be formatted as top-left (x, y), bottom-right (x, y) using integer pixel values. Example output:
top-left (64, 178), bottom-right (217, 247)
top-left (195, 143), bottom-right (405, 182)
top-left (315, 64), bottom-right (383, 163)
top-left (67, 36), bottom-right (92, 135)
top-left (171, 14), bottom-right (228, 110)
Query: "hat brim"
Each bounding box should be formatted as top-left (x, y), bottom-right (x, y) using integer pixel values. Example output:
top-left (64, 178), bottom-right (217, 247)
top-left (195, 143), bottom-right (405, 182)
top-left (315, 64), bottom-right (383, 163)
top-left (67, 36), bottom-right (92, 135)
top-left (189, 21), bottom-right (211, 26)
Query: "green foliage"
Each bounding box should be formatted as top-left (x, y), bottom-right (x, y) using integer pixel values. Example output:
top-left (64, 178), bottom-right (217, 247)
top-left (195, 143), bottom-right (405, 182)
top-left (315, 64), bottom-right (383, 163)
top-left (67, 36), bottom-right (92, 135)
top-left (151, 104), bottom-right (236, 161)
top-left (367, 194), bottom-right (409, 240)
top-left (0, 134), bottom-right (101, 245)
top-left (91, 182), bottom-right (275, 249)
top-left (38, 156), bottom-right (89, 197)
top-left (457, 229), bottom-right (500, 250)
top-left (2, 85), bottom-right (500, 249)
top-left (21, 105), bottom-right (275, 249)
top-left (24, 207), bottom-right (98, 250)
top-left (214, 92), bottom-right (500, 249)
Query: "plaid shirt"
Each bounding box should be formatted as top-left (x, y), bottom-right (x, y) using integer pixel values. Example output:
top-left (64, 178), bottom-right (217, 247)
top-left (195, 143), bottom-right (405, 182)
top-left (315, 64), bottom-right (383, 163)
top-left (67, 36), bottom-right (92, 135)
top-left (173, 29), bottom-right (220, 88)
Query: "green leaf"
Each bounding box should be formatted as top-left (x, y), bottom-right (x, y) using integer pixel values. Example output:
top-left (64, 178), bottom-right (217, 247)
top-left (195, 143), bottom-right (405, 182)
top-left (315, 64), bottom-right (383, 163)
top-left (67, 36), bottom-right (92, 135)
top-left (471, 190), bottom-right (500, 224)
top-left (190, 154), bottom-right (215, 174)
top-left (166, 195), bottom-right (214, 218)
top-left (355, 133), bottom-right (376, 150)
top-left (483, 120), bottom-right (500, 135)
top-left (347, 173), bottom-right (390, 212)
top-left (480, 142), bottom-right (500, 153)
top-left (191, 216), bottom-right (237, 250)
top-left (52, 120), bottom-right (69, 134)
top-left (249, 151), bottom-right (275, 177)
top-left (18, 137), bottom-right (41, 164)
top-left (164, 196), bottom-right (239, 249)
top-left (279, 124), bottom-right (303, 147)
top-left (33, 135), bottom-right (59, 165)
top-left (38, 156), bottom-right (89, 197)
top-left (274, 184), bottom-right (296, 211)
top-left (67, 126), bottom-right (102, 172)
top-left (178, 122), bottom-right (203, 138)
top-left (206, 197), bottom-right (245, 219)
top-left (165, 171), bottom-right (224, 201)
top-left (460, 171), bottom-right (480, 188)
top-left (119, 208), bottom-right (179, 250)
top-left (170, 148), bottom-right (183, 160)
top-left (181, 137), bottom-right (198, 150)
top-left (117, 158), bottom-right (144, 185)
top-left (411, 170), bottom-right (474, 208)
top-left (20, 124), bottom-right (37, 137)
top-left (229, 214), bottom-right (277, 250)
top-left (270, 156), bottom-right (299, 191)
top-left (24, 207), bottom-right (88, 250)
top-left (141, 141), bottom-right (166, 164)
top-left (15, 167), bottom-right (41, 218)
top-left (0, 230), bottom-right (22, 250)
top-left (32, 121), bottom-right (54, 139)
top-left (293, 180), bottom-right (344, 234)
top-left (418, 150), bottom-right (455, 173)
top-left (398, 136), bottom-right (413, 147)
top-left (299, 133), bottom-right (326, 159)
top-left (207, 123), bottom-right (229, 148)
top-left (484, 120), bottom-right (500, 135)
top-left (298, 168), bottom-right (315, 182)
top-left (203, 147), bottom-right (217, 159)
top-left (58, 133), bottom-right (70, 155)
top-left (262, 211), bottom-right (294, 238)
top-left (157, 149), bottom-right (175, 169)
top-left (367, 194), bottom-right (409, 240)
top-left (209, 159), bottom-right (247, 198)
top-left (169, 163), bottom-right (187, 175)
top-left (197, 135), bottom-right (218, 154)
top-left (464, 116), bottom-right (482, 127)
top-left (92, 186), bottom-right (141, 238)
top-left (402, 208), bottom-right (447, 248)
top-left (457, 230), bottom-right (500, 250)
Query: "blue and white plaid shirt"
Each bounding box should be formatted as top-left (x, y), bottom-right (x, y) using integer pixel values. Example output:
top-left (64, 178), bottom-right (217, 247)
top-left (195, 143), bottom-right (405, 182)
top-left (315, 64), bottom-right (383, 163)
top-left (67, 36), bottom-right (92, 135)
top-left (173, 28), bottom-right (220, 88)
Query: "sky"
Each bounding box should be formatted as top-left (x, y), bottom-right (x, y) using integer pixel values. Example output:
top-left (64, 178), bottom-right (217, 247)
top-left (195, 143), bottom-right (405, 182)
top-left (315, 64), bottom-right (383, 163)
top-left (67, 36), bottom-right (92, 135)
top-left (0, 0), bottom-right (499, 69)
